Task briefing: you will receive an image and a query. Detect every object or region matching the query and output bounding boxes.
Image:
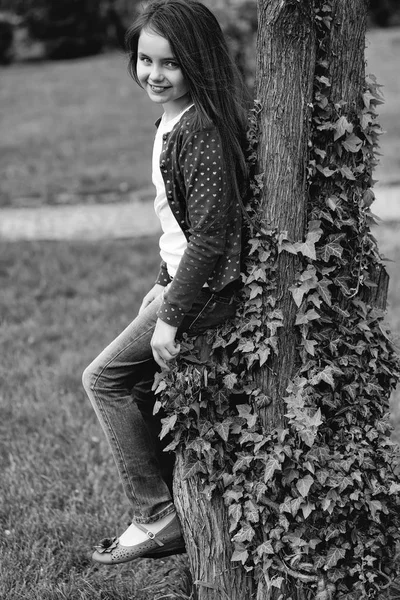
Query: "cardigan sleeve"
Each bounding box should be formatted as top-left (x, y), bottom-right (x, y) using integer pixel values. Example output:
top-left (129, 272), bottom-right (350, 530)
top-left (155, 260), bottom-right (171, 287)
top-left (156, 128), bottom-right (234, 327)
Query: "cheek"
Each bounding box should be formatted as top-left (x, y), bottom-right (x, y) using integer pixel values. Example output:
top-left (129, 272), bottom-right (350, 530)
top-left (136, 63), bottom-right (147, 83)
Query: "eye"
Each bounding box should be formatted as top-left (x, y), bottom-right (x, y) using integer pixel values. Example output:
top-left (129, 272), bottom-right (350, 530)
top-left (139, 56), bottom-right (151, 64)
top-left (165, 61), bottom-right (179, 69)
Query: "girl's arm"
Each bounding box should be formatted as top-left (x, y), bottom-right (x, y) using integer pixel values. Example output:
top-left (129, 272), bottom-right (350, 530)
top-left (156, 128), bottom-right (241, 328)
top-left (138, 283), bottom-right (165, 315)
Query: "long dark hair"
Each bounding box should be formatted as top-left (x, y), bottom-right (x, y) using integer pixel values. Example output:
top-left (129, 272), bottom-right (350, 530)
top-left (125, 0), bottom-right (249, 206)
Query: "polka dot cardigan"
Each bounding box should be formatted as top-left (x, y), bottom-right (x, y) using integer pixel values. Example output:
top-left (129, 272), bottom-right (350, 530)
top-left (155, 105), bottom-right (242, 328)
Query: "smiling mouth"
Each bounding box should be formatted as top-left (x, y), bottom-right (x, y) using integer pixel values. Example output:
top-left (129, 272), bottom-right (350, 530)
top-left (149, 84), bottom-right (171, 93)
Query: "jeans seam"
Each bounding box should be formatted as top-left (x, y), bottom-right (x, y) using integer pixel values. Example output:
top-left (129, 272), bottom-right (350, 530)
top-left (90, 325), bottom-right (158, 513)
top-left (187, 295), bottom-right (214, 331)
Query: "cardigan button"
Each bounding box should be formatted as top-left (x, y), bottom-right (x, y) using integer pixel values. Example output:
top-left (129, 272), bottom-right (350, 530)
top-left (160, 160), bottom-right (166, 169)
top-left (162, 134), bottom-right (168, 141)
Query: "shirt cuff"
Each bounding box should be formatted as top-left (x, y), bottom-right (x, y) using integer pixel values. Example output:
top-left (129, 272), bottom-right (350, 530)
top-left (156, 298), bottom-right (185, 328)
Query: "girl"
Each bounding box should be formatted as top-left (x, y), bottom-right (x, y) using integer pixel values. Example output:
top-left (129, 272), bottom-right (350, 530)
top-left (82, 0), bottom-right (248, 565)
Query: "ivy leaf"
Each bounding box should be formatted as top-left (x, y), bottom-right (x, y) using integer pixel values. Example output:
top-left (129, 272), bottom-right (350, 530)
top-left (280, 496), bottom-right (293, 514)
top-left (238, 339), bottom-right (255, 353)
top-left (316, 75), bottom-right (331, 87)
top-left (362, 89), bottom-right (384, 108)
top-left (160, 414), bottom-right (178, 439)
top-left (249, 284), bottom-right (263, 300)
top-left (368, 499), bottom-right (383, 521)
top-left (389, 482), bottom-right (400, 495)
top-left (314, 147), bottom-right (326, 159)
top-left (245, 499), bottom-right (260, 523)
top-left (182, 459), bottom-right (207, 480)
top-left (298, 239), bottom-right (317, 260)
top-left (290, 278), bottom-right (317, 307)
top-left (233, 454), bottom-right (254, 472)
top-left (311, 366), bottom-right (336, 388)
top-left (338, 165), bottom-right (356, 180)
top-left (342, 133), bottom-right (363, 153)
top-left (317, 279), bottom-right (332, 306)
top-left (223, 372), bottom-right (238, 390)
top-left (214, 420), bottom-right (230, 442)
top-left (264, 456), bottom-right (281, 483)
top-left (223, 488), bottom-right (243, 503)
top-left (295, 309), bottom-right (320, 325)
top-left (279, 241), bottom-right (298, 256)
top-left (301, 502), bottom-right (315, 519)
top-left (316, 164), bottom-right (336, 177)
top-left (334, 115), bottom-right (353, 140)
top-left (326, 195), bottom-right (340, 211)
top-left (237, 404), bottom-right (258, 428)
top-left (302, 339), bottom-right (318, 356)
top-left (231, 548), bottom-right (249, 564)
top-left (363, 188), bottom-right (375, 207)
top-left (321, 497), bottom-right (334, 513)
top-left (325, 546), bottom-right (346, 569)
top-left (296, 474), bottom-right (314, 498)
top-left (240, 431), bottom-right (264, 446)
top-left (271, 576), bottom-right (284, 589)
top-left (289, 497), bottom-right (303, 516)
top-left (233, 523), bottom-right (256, 543)
top-left (228, 503), bottom-right (242, 531)
top-left (257, 540), bottom-right (274, 556)
top-left (258, 347), bottom-right (271, 366)
top-left (343, 382), bottom-right (358, 400)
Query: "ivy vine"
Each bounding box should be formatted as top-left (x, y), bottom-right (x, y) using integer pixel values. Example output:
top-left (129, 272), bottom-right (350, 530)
top-left (154, 2), bottom-right (400, 597)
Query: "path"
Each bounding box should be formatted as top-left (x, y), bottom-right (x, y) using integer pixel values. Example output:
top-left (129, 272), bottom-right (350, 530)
top-left (0, 186), bottom-right (398, 242)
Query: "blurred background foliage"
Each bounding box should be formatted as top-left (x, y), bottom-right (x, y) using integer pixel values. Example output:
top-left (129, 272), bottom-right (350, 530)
top-left (0, 0), bottom-right (399, 81)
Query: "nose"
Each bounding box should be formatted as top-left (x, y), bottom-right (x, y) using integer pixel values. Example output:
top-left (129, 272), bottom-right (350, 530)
top-left (149, 64), bottom-right (164, 82)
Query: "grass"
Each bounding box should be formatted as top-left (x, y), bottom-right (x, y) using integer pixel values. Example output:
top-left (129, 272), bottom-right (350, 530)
top-left (0, 22), bottom-right (399, 600)
top-left (0, 225), bottom-right (399, 599)
top-left (0, 27), bottom-right (399, 206)
top-left (0, 236), bottom-right (192, 600)
top-left (0, 52), bottom-right (159, 206)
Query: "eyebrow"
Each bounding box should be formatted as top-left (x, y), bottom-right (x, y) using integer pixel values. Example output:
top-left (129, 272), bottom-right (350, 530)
top-left (138, 52), bottom-right (176, 61)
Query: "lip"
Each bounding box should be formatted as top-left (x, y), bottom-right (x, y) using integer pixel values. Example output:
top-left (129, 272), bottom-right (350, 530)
top-left (148, 83), bottom-right (171, 93)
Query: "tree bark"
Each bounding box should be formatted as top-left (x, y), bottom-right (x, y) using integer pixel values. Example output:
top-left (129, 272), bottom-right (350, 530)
top-left (172, 1), bottom-right (391, 599)
top-left (254, 0), bottom-right (316, 427)
top-left (173, 340), bottom-right (255, 600)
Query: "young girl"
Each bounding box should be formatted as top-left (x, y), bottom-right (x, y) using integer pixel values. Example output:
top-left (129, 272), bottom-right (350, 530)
top-left (82, 0), bottom-right (248, 565)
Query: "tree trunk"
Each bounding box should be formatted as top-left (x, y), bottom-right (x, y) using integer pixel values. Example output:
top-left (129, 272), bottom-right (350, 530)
top-left (172, 1), bottom-right (396, 599)
top-left (173, 340), bottom-right (255, 600)
top-left (254, 0), bottom-right (316, 429)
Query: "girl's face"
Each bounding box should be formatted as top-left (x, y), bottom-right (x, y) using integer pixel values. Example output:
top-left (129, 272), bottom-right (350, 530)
top-left (137, 28), bottom-right (190, 119)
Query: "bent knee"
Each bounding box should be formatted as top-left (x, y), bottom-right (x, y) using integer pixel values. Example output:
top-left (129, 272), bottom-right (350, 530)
top-left (82, 362), bottom-right (98, 394)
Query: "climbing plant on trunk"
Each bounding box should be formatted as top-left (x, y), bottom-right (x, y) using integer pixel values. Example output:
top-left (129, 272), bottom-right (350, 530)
top-left (155, 1), bottom-right (400, 598)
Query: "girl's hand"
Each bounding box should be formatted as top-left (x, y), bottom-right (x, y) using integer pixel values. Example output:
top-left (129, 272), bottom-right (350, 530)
top-left (151, 318), bottom-right (180, 370)
top-left (139, 284), bottom-right (166, 314)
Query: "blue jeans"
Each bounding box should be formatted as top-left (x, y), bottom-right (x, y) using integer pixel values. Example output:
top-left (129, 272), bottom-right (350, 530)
top-left (82, 286), bottom-right (236, 524)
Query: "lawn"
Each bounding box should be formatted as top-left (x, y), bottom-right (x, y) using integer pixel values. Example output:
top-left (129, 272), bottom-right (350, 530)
top-left (0, 22), bottom-right (399, 600)
top-left (0, 236), bottom-right (192, 600)
top-left (0, 27), bottom-right (399, 206)
top-left (0, 226), bottom-right (399, 600)
top-left (0, 52), bottom-right (159, 206)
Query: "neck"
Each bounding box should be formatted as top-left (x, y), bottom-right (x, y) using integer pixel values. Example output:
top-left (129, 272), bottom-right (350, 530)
top-left (163, 95), bottom-right (192, 122)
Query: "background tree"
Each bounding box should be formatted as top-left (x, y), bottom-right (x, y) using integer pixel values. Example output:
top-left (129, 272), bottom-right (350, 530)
top-left (156, 0), bottom-right (400, 599)
top-left (25, 0), bottom-right (106, 60)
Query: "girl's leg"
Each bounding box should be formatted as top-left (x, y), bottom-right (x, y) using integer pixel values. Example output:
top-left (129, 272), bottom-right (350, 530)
top-left (84, 287), bottom-right (237, 563)
top-left (82, 294), bottom-right (174, 524)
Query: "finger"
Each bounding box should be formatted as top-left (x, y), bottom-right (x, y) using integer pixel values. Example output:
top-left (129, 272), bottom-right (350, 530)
top-left (168, 342), bottom-right (181, 357)
top-left (138, 297), bottom-right (151, 315)
top-left (152, 348), bottom-right (169, 370)
top-left (157, 343), bottom-right (180, 360)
